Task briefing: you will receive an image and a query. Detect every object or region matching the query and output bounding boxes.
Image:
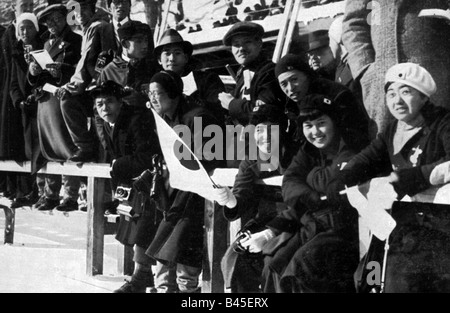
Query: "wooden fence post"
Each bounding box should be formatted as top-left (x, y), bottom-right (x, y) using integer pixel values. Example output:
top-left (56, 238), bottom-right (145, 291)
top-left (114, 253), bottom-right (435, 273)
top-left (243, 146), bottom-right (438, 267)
top-left (2, 207), bottom-right (15, 245)
top-left (86, 176), bottom-right (106, 276)
top-left (117, 244), bottom-right (135, 276)
top-left (202, 199), bottom-right (227, 293)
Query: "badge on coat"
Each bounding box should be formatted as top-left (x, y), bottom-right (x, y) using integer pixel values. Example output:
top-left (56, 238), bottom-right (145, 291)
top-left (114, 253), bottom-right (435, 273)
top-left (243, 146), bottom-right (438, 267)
top-left (410, 146), bottom-right (423, 167)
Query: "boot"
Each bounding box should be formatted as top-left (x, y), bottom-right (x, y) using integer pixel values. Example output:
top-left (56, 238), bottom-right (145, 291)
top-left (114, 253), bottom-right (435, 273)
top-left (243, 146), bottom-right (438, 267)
top-left (113, 263), bottom-right (153, 293)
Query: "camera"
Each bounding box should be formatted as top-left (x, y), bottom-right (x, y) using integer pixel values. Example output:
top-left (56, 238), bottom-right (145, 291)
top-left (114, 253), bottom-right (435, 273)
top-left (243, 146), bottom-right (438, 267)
top-left (133, 169), bottom-right (154, 195)
top-left (232, 230), bottom-right (251, 254)
top-left (114, 186), bottom-right (132, 201)
top-left (114, 185), bottom-right (136, 218)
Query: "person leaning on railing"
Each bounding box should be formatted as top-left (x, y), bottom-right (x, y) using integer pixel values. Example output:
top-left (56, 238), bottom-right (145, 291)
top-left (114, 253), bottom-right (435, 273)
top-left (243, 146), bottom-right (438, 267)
top-left (328, 63), bottom-right (450, 293)
top-left (27, 4), bottom-right (84, 212)
top-left (215, 104), bottom-right (297, 293)
top-left (88, 80), bottom-right (162, 294)
top-left (257, 94), bottom-right (363, 293)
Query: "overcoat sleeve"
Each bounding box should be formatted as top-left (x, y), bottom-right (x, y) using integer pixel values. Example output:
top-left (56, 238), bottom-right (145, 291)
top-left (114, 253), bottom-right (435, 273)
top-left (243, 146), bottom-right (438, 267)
top-left (342, 0), bottom-right (375, 80)
top-left (112, 111), bottom-right (160, 181)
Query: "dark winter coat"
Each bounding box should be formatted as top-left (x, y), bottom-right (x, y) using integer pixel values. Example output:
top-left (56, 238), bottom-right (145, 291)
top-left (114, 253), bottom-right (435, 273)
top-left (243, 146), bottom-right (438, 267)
top-left (261, 139), bottom-right (360, 293)
top-left (27, 26), bottom-right (82, 167)
top-left (185, 69), bottom-right (227, 124)
top-left (29, 26), bottom-right (82, 89)
top-left (99, 54), bottom-right (157, 107)
top-left (337, 103), bottom-right (450, 293)
top-left (339, 103), bottom-right (450, 198)
top-left (103, 105), bottom-right (160, 184)
top-left (221, 155), bottom-right (292, 292)
top-left (285, 76), bottom-right (370, 151)
top-left (1, 24), bottom-right (27, 160)
top-left (10, 39), bottom-right (44, 165)
top-left (97, 105), bottom-right (162, 248)
top-left (1, 23), bottom-right (47, 161)
top-left (229, 54), bottom-right (285, 125)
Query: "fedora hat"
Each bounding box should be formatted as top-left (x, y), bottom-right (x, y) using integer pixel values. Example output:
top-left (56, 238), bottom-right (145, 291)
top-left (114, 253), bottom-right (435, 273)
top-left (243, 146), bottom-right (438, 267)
top-left (154, 28), bottom-right (193, 57)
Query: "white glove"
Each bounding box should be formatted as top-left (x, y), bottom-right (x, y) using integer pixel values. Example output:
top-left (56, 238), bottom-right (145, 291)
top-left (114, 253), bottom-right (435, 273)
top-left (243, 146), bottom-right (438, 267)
top-left (240, 229), bottom-right (275, 253)
top-left (213, 186), bottom-right (237, 208)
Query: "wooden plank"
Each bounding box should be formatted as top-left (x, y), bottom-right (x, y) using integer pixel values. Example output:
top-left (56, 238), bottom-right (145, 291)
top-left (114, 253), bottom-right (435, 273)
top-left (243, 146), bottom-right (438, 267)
top-left (211, 168), bottom-right (282, 187)
top-left (116, 244), bottom-right (135, 276)
top-left (124, 245), bottom-right (135, 276)
top-left (86, 177), bottom-right (106, 276)
top-left (281, 0), bottom-right (303, 57)
top-left (0, 161), bottom-right (111, 178)
top-left (272, 0), bottom-right (294, 63)
top-left (202, 199), bottom-right (227, 293)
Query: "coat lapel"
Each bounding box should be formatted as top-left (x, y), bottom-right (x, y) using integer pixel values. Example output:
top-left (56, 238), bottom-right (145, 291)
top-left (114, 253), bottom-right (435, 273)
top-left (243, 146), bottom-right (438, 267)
top-left (46, 28), bottom-right (73, 60)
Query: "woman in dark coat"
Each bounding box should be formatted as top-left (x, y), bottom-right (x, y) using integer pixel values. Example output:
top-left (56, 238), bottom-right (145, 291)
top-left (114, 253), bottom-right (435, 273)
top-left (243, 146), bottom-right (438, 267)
top-left (260, 94), bottom-right (363, 293)
top-left (145, 71), bottom-right (224, 293)
top-left (8, 13), bottom-right (44, 206)
top-left (28, 5), bottom-right (82, 211)
top-left (331, 63), bottom-right (450, 293)
top-left (217, 104), bottom-right (296, 293)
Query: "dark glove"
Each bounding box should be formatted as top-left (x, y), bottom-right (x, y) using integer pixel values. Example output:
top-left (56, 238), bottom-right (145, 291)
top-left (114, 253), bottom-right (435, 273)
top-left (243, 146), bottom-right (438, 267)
top-left (56, 87), bottom-right (70, 100)
top-left (326, 175), bottom-right (347, 206)
top-left (392, 168), bottom-right (429, 199)
top-left (132, 169), bottom-right (154, 194)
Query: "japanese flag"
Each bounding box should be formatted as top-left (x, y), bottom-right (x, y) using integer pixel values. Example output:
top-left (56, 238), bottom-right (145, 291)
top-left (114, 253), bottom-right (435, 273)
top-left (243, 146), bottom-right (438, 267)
top-left (151, 109), bottom-right (217, 201)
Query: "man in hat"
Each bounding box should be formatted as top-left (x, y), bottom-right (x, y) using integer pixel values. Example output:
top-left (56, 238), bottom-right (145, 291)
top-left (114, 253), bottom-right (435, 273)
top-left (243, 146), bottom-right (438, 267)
top-left (27, 3), bottom-right (83, 212)
top-left (57, 0), bottom-right (117, 162)
top-left (95, 20), bottom-right (158, 165)
top-left (154, 28), bottom-right (226, 124)
top-left (89, 80), bottom-right (162, 293)
top-left (219, 21), bottom-right (284, 168)
top-left (218, 21), bottom-right (285, 126)
top-left (275, 53), bottom-right (370, 151)
top-left (99, 20), bottom-right (157, 108)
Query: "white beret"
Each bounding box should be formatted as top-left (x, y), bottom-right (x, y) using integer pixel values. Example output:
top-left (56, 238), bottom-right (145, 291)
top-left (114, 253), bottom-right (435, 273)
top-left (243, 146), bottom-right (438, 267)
top-left (385, 62), bottom-right (437, 98)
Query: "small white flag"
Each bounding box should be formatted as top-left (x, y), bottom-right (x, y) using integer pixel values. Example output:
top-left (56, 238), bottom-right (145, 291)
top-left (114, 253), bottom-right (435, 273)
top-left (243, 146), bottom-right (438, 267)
top-left (345, 177), bottom-right (397, 241)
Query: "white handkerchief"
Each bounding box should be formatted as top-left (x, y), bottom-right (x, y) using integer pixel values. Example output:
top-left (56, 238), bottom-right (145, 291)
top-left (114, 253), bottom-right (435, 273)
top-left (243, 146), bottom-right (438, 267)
top-left (182, 72), bottom-right (198, 96)
top-left (243, 69), bottom-right (255, 90)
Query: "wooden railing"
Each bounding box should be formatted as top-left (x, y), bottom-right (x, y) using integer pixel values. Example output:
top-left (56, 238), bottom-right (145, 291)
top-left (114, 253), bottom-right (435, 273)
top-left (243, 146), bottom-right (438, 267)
top-left (1, 161), bottom-right (449, 293)
top-left (0, 161), bottom-right (112, 276)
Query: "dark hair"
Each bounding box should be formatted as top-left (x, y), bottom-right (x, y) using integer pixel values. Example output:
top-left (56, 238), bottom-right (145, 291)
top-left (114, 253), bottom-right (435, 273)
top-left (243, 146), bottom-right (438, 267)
top-left (297, 108), bottom-right (340, 143)
top-left (249, 104), bottom-right (285, 126)
top-left (150, 70), bottom-right (184, 99)
top-left (250, 105), bottom-right (289, 157)
top-left (297, 108), bottom-right (328, 125)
